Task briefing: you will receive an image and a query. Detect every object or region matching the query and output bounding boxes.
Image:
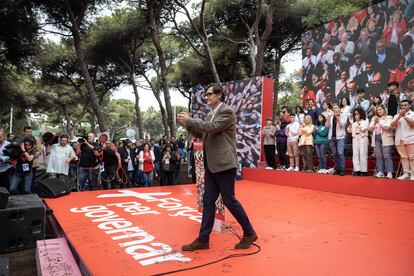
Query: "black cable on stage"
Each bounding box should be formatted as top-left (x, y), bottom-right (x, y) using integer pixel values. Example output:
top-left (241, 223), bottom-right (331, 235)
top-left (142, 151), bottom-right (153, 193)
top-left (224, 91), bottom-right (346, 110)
top-left (151, 225), bottom-right (261, 276)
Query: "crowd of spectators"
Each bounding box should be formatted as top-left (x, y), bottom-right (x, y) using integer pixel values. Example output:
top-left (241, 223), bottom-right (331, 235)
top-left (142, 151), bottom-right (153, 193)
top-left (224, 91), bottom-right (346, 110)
top-left (0, 127), bottom-right (194, 194)
top-left (262, 82), bottom-right (414, 180)
top-left (302, 0), bottom-right (414, 108)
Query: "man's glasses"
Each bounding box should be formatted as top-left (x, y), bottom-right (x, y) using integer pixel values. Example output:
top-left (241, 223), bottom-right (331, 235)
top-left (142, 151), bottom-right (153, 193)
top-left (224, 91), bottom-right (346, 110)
top-left (204, 92), bottom-right (215, 98)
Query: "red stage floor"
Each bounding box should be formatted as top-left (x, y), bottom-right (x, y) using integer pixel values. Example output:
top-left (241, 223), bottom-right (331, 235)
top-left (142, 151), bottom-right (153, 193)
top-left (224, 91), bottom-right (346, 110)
top-left (45, 179), bottom-right (414, 276)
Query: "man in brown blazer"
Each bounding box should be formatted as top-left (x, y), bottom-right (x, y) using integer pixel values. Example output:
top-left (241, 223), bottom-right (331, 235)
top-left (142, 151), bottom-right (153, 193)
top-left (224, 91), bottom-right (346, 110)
top-left (177, 83), bottom-right (257, 251)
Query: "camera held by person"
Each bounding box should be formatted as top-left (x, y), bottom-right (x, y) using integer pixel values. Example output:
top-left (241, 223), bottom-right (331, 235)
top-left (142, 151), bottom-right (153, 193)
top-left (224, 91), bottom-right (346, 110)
top-left (3, 135), bottom-right (36, 160)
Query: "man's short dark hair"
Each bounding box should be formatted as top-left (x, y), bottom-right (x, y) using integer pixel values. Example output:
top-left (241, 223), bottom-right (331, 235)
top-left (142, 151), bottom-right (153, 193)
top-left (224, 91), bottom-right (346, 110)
top-left (357, 88), bottom-right (365, 94)
top-left (387, 81), bottom-right (399, 87)
top-left (205, 83), bottom-right (226, 102)
top-left (60, 134), bottom-right (69, 140)
top-left (23, 126), bottom-right (32, 132)
top-left (401, 98), bottom-right (412, 104)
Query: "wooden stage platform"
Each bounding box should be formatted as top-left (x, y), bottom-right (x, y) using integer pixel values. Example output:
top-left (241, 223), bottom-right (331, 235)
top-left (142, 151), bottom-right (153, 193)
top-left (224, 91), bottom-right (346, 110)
top-left (44, 170), bottom-right (414, 275)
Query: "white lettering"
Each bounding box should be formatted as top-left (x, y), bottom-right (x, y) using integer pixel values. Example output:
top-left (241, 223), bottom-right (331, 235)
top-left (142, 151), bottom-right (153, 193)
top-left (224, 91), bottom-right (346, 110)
top-left (98, 221), bottom-right (132, 231)
top-left (126, 243), bottom-right (171, 261)
top-left (107, 201), bottom-right (142, 208)
top-left (92, 214), bottom-right (122, 222)
top-left (70, 205), bottom-right (107, 213)
top-left (140, 253), bottom-right (191, 266)
top-left (98, 190), bottom-right (171, 201)
top-left (118, 233), bottom-right (155, 246)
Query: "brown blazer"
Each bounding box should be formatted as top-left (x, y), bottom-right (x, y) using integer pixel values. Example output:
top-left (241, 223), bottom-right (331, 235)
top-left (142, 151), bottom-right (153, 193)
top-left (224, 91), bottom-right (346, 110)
top-left (187, 103), bottom-right (238, 173)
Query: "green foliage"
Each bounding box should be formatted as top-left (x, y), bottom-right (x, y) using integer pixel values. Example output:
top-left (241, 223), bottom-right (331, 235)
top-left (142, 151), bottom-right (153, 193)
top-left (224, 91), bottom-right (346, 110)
top-left (141, 106), bottom-right (164, 138)
top-left (104, 99), bottom-right (136, 138)
top-left (277, 70), bottom-right (303, 112)
top-left (299, 0), bottom-right (371, 29)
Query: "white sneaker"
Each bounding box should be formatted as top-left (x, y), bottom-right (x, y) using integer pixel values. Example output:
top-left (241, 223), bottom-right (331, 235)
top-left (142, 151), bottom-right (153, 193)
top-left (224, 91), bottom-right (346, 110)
top-left (265, 166), bottom-right (273, 170)
top-left (321, 169), bottom-right (328, 174)
top-left (294, 166), bottom-right (299, 172)
top-left (316, 169), bottom-right (323, 174)
top-left (386, 173), bottom-right (393, 179)
top-left (397, 173), bottom-right (410, 180)
top-left (375, 172), bottom-right (385, 178)
top-left (327, 168), bottom-right (335, 174)
top-left (286, 166), bottom-right (294, 171)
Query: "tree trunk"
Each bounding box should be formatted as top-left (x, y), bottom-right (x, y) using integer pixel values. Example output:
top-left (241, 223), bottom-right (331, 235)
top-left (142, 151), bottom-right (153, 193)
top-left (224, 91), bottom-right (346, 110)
top-left (67, 7), bottom-right (108, 133)
top-left (130, 75), bottom-right (143, 139)
top-left (153, 90), bottom-right (169, 137)
top-left (255, 42), bottom-right (266, 76)
top-left (63, 109), bottom-right (71, 137)
top-left (148, 9), bottom-right (174, 138)
top-left (88, 110), bottom-right (96, 134)
top-left (253, 0), bottom-right (277, 76)
top-left (249, 38), bottom-right (257, 76)
top-left (272, 56), bottom-right (281, 121)
top-left (205, 44), bottom-right (221, 83)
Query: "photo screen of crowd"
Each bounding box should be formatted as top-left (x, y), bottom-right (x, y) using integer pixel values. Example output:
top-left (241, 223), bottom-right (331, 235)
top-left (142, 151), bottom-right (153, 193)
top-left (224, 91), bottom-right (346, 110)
top-left (301, 0), bottom-right (414, 109)
top-left (191, 77), bottom-right (264, 175)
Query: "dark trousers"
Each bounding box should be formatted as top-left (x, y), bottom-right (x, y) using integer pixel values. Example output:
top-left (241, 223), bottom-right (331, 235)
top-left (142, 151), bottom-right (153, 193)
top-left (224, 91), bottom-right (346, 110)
top-left (102, 165), bottom-right (117, 189)
top-left (162, 171), bottom-right (175, 186)
top-left (300, 145), bottom-right (314, 170)
top-left (277, 142), bottom-right (287, 167)
top-left (198, 163), bottom-right (255, 243)
top-left (264, 144), bottom-right (275, 168)
top-left (0, 169), bottom-right (11, 191)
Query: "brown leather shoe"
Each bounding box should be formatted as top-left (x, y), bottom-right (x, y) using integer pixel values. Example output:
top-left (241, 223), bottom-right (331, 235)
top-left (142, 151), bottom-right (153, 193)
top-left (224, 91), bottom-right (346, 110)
top-left (234, 233), bottom-right (258, 249)
top-left (182, 239), bottom-right (209, 251)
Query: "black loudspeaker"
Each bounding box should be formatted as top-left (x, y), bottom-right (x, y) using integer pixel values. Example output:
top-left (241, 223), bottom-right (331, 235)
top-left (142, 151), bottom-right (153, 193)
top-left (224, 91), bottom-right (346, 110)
top-left (0, 256), bottom-right (9, 276)
top-left (34, 178), bottom-right (71, 198)
top-left (34, 169), bottom-right (48, 182)
top-left (0, 194), bottom-right (45, 254)
top-left (0, 187), bottom-right (9, 209)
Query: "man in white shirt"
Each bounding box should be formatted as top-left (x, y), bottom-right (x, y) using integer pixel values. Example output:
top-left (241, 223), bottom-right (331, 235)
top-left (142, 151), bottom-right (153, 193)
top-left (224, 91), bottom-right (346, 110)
top-left (302, 48), bottom-right (317, 86)
top-left (349, 54), bottom-right (366, 81)
top-left (316, 42), bottom-right (334, 70)
top-left (302, 48), bottom-right (317, 69)
top-left (286, 113), bottom-right (301, 171)
top-left (391, 99), bottom-right (414, 180)
top-left (334, 33), bottom-right (355, 63)
top-left (46, 134), bottom-right (77, 182)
